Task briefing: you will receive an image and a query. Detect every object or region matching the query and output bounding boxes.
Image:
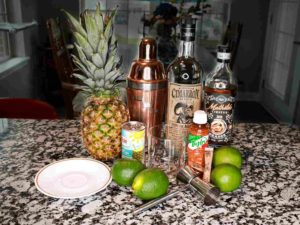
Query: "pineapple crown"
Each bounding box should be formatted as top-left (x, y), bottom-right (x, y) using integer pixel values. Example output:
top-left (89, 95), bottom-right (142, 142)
top-left (62, 4), bottom-right (123, 111)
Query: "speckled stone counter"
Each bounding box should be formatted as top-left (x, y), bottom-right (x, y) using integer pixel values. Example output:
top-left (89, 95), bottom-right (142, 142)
top-left (0, 120), bottom-right (299, 225)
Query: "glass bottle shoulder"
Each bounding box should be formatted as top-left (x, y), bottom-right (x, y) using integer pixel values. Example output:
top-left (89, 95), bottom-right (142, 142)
top-left (205, 63), bottom-right (236, 89)
top-left (167, 56), bottom-right (203, 84)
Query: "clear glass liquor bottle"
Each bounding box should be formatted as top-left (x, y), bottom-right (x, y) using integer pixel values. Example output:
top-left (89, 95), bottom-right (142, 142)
top-left (166, 16), bottom-right (203, 152)
top-left (204, 45), bottom-right (237, 146)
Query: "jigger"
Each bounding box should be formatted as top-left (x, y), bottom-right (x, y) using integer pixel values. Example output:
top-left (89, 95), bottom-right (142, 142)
top-left (177, 166), bottom-right (220, 205)
top-left (132, 166), bottom-right (220, 215)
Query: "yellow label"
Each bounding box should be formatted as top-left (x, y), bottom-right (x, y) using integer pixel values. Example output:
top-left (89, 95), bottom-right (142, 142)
top-left (166, 82), bottom-right (202, 151)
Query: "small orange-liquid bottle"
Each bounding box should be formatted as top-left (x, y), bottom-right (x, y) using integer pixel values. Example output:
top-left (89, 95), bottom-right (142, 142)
top-left (187, 110), bottom-right (209, 175)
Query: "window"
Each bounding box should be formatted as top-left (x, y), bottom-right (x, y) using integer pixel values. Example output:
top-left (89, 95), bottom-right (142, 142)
top-left (0, 0), bottom-right (10, 62)
top-left (266, 0), bottom-right (299, 98)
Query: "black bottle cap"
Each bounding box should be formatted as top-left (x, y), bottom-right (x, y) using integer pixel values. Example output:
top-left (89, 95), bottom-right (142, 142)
top-left (180, 16), bottom-right (196, 41)
top-left (217, 45), bottom-right (230, 53)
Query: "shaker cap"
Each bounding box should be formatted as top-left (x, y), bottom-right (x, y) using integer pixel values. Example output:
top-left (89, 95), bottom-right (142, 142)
top-left (128, 37), bottom-right (166, 82)
top-left (193, 110), bottom-right (207, 124)
top-left (139, 38), bottom-right (157, 60)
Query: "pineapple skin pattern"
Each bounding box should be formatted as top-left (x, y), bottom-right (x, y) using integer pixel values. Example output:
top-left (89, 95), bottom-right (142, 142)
top-left (82, 96), bottom-right (129, 160)
top-left (63, 4), bottom-right (129, 160)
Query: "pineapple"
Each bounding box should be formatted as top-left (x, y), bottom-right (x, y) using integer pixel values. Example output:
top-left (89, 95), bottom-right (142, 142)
top-left (63, 4), bottom-right (129, 160)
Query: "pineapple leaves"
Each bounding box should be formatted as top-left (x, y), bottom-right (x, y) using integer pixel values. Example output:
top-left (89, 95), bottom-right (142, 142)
top-left (74, 43), bottom-right (87, 62)
top-left (94, 69), bottom-right (105, 80)
top-left (83, 78), bottom-right (96, 89)
top-left (104, 81), bottom-right (114, 89)
top-left (72, 55), bottom-right (93, 78)
top-left (73, 32), bottom-right (93, 59)
top-left (62, 10), bottom-right (87, 38)
top-left (109, 35), bottom-right (117, 50)
top-left (104, 55), bottom-right (115, 74)
top-left (73, 73), bottom-right (87, 81)
top-left (95, 3), bottom-right (104, 34)
top-left (72, 91), bottom-right (89, 112)
top-left (97, 39), bottom-right (108, 64)
top-left (91, 53), bottom-right (104, 68)
top-left (108, 6), bottom-right (118, 23)
top-left (105, 70), bottom-right (120, 82)
top-left (85, 60), bottom-right (97, 74)
top-left (84, 11), bottom-right (99, 51)
top-left (104, 6), bottom-right (118, 38)
top-left (104, 19), bottom-right (112, 38)
top-left (96, 79), bottom-right (105, 87)
top-left (64, 4), bottom-right (123, 97)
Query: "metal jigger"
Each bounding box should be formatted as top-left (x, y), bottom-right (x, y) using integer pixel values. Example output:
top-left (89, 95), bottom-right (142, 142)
top-left (176, 166), bottom-right (220, 205)
top-left (132, 166), bottom-right (220, 215)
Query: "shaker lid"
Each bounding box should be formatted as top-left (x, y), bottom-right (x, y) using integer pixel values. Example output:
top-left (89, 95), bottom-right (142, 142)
top-left (139, 38), bottom-right (157, 60)
top-left (127, 37), bottom-right (166, 81)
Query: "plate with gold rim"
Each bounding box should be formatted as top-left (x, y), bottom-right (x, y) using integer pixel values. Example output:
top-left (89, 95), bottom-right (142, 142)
top-left (35, 158), bottom-right (111, 198)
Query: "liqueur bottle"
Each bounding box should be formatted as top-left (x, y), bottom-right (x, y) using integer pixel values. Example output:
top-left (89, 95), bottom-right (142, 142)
top-left (204, 45), bottom-right (237, 146)
top-left (166, 16), bottom-right (203, 151)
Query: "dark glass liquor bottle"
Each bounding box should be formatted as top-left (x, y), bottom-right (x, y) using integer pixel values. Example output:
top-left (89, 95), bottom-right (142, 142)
top-left (166, 17), bottom-right (203, 151)
top-left (204, 45), bottom-right (237, 146)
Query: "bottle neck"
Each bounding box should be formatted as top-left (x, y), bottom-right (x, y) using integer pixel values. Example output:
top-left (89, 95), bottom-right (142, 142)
top-left (215, 60), bottom-right (231, 70)
top-left (178, 40), bottom-right (194, 57)
top-left (205, 58), bottom-right (235, 89)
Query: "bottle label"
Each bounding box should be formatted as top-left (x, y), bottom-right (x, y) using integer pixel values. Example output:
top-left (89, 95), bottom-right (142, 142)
top-left (188, 135), bottom-right (208, 150)
top-left (187, 134), bottom-right (208, 172)
top-left (217, 52), bottom-right (231, 60)
top-left (166, 83), bottom-right (202, 151)
top-left (205, 90), bottom-right (235, 144)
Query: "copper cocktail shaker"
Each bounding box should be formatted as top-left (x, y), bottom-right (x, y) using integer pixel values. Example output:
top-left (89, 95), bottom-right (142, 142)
top-left (127, 38), bottom-right (167, 133)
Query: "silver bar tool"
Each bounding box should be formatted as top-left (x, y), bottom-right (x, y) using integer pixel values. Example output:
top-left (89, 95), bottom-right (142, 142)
top-left (132, 166), bottom-right (220, 215)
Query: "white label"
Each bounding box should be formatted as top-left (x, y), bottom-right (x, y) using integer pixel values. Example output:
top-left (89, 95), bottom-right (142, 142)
top-left (166, 82), bottom-right (202, 151)
top-left (217, 52), bottom-right (231, 60)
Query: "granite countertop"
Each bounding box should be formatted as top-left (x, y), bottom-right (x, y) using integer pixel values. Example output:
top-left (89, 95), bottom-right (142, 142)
top-left (0, 120), bottom-right (299, 225)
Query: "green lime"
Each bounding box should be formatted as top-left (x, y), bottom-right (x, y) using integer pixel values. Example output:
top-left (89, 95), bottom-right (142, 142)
top-left (132, 168), bottom-right (169, 200)
top-left (213, 146), bottom-right (243, 169)
top-left (111, 158), bottom-right (145, 186)
top-left (211, 164), bottom-right (242, 192)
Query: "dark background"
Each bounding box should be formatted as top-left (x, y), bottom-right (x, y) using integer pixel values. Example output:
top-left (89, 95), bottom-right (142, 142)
top-left (0, 0), bottom-right (299, 125)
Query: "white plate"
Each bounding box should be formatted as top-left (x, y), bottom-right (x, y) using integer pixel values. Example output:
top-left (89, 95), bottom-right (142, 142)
top-left (35, 158), bottom-right (112, 198)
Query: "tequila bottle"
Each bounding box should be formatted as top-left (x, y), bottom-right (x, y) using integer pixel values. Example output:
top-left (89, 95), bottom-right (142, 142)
top-left (166, 16), bottom-right (203, 151)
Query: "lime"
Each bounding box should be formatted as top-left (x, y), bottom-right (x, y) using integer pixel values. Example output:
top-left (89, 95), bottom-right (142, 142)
top-left (132, 168), bottom-right (169, 200)
top-left (211, 164), bottom-right (242, 192)
top-left (111, 158), bottom-right (145, 186)
top-left (213, 146), bottom-right (243, 169)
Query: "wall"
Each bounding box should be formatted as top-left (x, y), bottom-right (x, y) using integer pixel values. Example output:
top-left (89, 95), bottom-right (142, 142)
top-left (292, 46), bottom-right (300, 125)
top-left (37, 0), bottom-right (80, 45)
top-left (0, 64), bottom-right (33, 97)
top-left (230, 0), bottom-right (270, 96)
top-left (0, 0), bottom-right (80, 99)
top-left (0, 0), bottom-right (79, 99)
top-left (21, 0), bottom-right (40, 97)
top-left (0, 0), bottom-right (39, 98)
top-left (291, 8), bottom-right (300, 126)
